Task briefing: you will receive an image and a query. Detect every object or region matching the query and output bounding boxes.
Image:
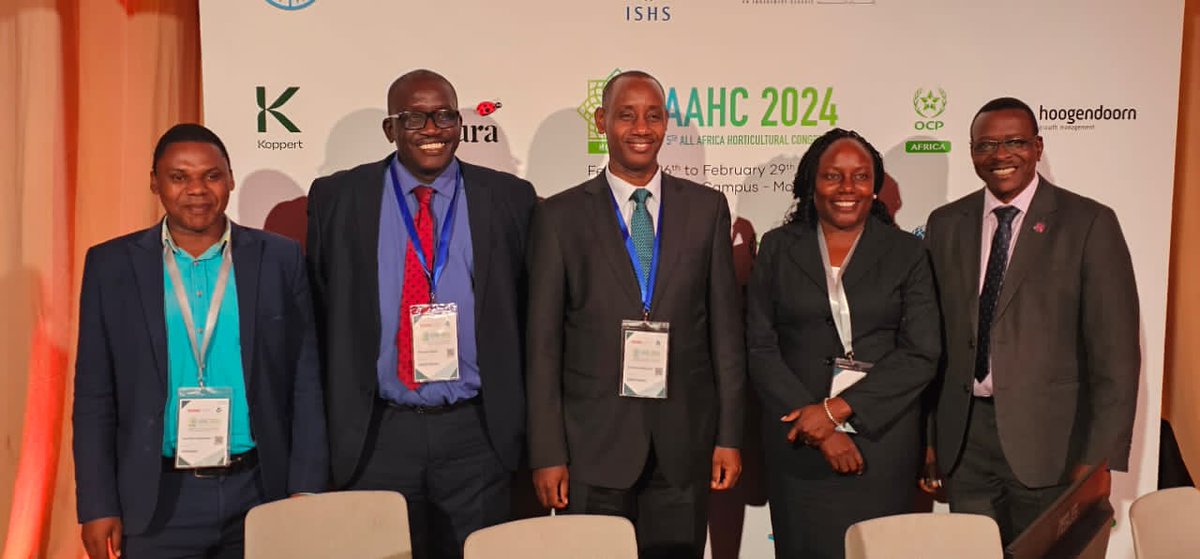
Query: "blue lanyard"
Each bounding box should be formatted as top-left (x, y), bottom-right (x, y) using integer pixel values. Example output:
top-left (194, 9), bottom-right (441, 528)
top-left (388, 159), bottom-right (461, 300)
top-left (609, 189), bottom-right (663, 318)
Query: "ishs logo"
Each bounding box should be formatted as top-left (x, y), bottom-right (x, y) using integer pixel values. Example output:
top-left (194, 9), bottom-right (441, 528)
top-left (266, 0), bottom-right (315, 10)
top-left (257, 86), bottom-right (300, 133)
top-left (578, 69), bottom-right (622, 154)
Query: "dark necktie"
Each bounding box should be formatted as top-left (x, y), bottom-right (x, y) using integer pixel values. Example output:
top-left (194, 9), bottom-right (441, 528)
top-left (396, 186), bottom-right (435, 390)
top-left (630, 188), bottom-right (654, 287)
top-left (974, 206), bottom-right (1020, 382)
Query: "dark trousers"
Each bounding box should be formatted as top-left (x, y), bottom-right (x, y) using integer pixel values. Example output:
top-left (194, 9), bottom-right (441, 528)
top-left (348, 400), bottom-right (510, 559)
top-left (565, 449), bottom-right (709, 559)
top-left (122, 465), bottom-right (265, 558)
top-left (947, 397), bottom-right (1069, 545)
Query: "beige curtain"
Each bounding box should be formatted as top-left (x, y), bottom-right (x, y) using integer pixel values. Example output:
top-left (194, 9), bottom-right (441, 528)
top-left (1166, 0), bottom-right (1200, 484)
top-left (0, 1), bottom-right (200, 557)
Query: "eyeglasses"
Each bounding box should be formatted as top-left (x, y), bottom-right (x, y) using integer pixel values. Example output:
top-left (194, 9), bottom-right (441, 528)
top-left (971, 137), bottom-right (1035, 155)
top-left (386, 109), bottom-right (461, 130)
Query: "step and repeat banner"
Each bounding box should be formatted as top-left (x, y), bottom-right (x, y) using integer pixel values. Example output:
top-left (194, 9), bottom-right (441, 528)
top-left (201, 1), bottom-right (1183, 556)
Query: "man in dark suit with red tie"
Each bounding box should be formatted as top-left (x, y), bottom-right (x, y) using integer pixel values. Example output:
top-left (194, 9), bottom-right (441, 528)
top-left (307, 69), bottom-right (536, 559)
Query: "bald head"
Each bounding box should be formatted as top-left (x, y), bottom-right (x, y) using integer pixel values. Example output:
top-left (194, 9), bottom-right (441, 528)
top-left (387, 69), bottom-right (458, 114)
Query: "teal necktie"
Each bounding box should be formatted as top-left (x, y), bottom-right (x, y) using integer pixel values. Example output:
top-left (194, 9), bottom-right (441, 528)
top-left (630, 188), bottom-right (654, 287)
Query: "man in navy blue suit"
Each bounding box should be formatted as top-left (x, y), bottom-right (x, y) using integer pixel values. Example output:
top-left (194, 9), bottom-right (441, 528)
top-left (73, 123), bottom-right (328, 558)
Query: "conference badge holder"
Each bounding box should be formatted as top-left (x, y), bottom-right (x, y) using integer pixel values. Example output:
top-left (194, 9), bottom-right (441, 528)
top-left (830, 357), bottom-right (872, 434)
top-left (175, 386), bottom-right (233, 469)
top-left (619, 319), bottom-right (670, 399)
top-left (410, 303), bottom-right (460, 383)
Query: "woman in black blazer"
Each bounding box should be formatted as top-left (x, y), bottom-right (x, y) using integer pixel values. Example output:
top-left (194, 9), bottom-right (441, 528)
top-left (747, 129), bottom-right (941, 558)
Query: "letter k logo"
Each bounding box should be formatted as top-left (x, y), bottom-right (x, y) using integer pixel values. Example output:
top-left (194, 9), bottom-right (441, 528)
top-left (257, 86), bottom-right (301, 133)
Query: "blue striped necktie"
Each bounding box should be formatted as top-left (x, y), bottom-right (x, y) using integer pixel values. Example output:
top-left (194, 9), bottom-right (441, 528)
top-left (630, 188), bottom-right (654, 286)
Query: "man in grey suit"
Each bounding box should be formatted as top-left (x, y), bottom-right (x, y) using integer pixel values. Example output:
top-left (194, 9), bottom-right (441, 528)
top-left (922, 97), bottom-right (1141, 544)
top-left (526, 70), bottom-right (745, 558)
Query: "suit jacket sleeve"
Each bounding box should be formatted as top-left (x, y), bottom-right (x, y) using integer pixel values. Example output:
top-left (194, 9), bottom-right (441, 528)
top-left (286, 240), bottom-right (330, 493)
top-left (525, 202), bottom-right (569, 469)
top-left (1079, 206), bottom-right (1140, 470)
top-left (305, 179), bottom-right (328, 354)
top-left (708, 198), bottom-right (746, 448)
top-left (746, 231), bottom-right (819, 419)
top-left (73, 248), bottom-right (121, 523)
top-left (839, 245), bottom-right (941, 438)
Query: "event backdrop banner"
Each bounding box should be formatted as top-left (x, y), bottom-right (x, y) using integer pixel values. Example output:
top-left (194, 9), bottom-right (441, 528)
top-left (200, 1), bottom-right (1183, 557)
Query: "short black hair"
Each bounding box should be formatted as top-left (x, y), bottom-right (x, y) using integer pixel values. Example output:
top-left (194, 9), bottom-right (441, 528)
top-left (387, 68), bottom-right (458, 112)
top-left (971, 97), bottom-right (1039, 137)
top-left (785, 128), bottom-right (893, 227)
top-left (152, 123), bottom-right (231, 172)
top-left (601, 70), bottom-right (665, 108)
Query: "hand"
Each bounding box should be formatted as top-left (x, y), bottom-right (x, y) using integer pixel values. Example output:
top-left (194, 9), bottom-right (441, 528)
top-left (533, 465), bottom-right (570, 510)
top-left (81, 516), bottom-right (122, 559)
top-left (782, 398), bottom-right (852, 446)
top-left (711, 447), bottom-right (742, 491)
top-left (917, 446), bottom-right (945, 499)
top-left (818, 432), bottom-right (864, 475)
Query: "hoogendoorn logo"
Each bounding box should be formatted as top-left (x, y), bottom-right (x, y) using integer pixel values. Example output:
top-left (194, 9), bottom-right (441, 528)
top-left (257, 86), bottom-right (300, 133)
top-left (578, 69), bottom-right (622, 154)
top-left (266, 0), bottom-right (315, 10)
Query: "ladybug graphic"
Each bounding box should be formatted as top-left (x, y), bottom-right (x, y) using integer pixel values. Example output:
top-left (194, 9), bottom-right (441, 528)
top-left (475, 100), bottom-right (502, 116)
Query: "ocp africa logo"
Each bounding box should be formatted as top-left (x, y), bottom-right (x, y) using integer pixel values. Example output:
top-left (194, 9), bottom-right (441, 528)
top-left (907, 86), bottom-right (950, 154)
top-left (578, 69), bottom-right (622, 154)
top-left (913, 87), bottom-right (947, 119)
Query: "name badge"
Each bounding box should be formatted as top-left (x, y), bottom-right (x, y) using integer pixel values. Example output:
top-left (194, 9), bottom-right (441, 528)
top-left (620, 320), bottom-right (669, 399)
top-left (831, 357), bottom-right (873, 434)
top-left (175, 386), bottom-right (233, 468)
top-left (411, 303), bottom-right (460, 383)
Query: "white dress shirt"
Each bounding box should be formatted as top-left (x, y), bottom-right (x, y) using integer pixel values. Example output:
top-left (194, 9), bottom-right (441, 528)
top-left (606, 165), bottom-right (662, 232)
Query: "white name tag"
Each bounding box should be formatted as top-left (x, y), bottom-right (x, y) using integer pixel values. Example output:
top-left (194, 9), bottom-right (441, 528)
top-left (411, 303), bottom-right (460, 383)
top-left (620, 320), bottom-right (669, 399)
top-left (175, 386), bottom-right (232, 468)
top-left (831, 357), bottom-right (873, 434)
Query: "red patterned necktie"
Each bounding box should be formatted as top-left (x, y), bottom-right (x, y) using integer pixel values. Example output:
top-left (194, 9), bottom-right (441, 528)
top-left (396, 185), bottom-right (435, 390)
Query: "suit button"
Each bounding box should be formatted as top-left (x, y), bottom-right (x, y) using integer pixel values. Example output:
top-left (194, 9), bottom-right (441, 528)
top-left (825, 317), bottom-right (835, 326)
top-left (968, 339), bottom-right (976, 349)
top-left (823, 357), bottom-right (834, 366)
top-left (962, 384), bottom-right (971, 393)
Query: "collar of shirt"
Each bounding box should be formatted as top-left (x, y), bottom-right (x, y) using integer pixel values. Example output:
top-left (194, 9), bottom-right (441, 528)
top-left (982, 172), bottom-right (1040, 218)
top-left (392, 156), bottom-right (461, 200)
top-left (160, 216), bottom-right (231, 260)
top-left (605, 165), bottom-right (663, 205)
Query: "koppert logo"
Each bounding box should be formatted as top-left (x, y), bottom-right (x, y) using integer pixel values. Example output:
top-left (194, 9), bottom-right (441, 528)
top-left (257, 86), bottom-right (300, 133)
top-left (578, 69), bottom-right (622, 154)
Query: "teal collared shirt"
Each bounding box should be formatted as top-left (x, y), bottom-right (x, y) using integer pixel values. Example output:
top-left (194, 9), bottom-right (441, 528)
top-left (161, 218), bottom-right (254, 456)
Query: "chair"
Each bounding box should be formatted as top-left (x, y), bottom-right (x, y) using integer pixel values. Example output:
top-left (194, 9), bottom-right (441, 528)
top-left (245, 490), bottom-right (411, 559)
top-left (844, 513), bottom-right (1003, 559)
top-left (1130, 486), bottom-right (1200, 558)
top-left (463, 514), bottom-right (637, 559)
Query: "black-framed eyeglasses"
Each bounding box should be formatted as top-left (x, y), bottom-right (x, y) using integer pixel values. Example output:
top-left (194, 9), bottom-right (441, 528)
top-left (971, 137), bottom-right (1035, 155)
top-left (386, 109), bottom-right (461, 130)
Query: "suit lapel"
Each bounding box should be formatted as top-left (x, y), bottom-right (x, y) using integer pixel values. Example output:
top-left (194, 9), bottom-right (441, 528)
top-left (583, 174), bottom-right (642, 308)
top-left (461, 161), bottom-right (494, 319)
top-left (231, 223), bottom-right (262, 394)
top-left (956, 193), bottom-right (985, 331)
top-left (357, 158), bottom-right (388, 367)
top-left (994, 179), bottom-right (1058, 320)
top-left (131, 224), bottom-right (168, 389)
top-left (784, 225), bottom-right (828, 294)
top-left (648, 175), bottom-right (688, 312)
top-left (841, 218), bottom-right (887, 291)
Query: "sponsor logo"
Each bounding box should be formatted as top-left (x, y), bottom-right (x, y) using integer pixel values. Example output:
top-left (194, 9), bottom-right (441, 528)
top-left (907, 87), bottom-right (950, 154)
top-left (256, 86), bottom-right (300, 133)
top-left (578, 69), bottom-right (622, 154)
top-left (579, 69), bottom-right (839, 155)
top-left (626, 0), bottom-right (672, 22)
top-left (265, 0), bottom-right (316, 11)
top-left (1038, 103), bottom-right (1138, 132)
